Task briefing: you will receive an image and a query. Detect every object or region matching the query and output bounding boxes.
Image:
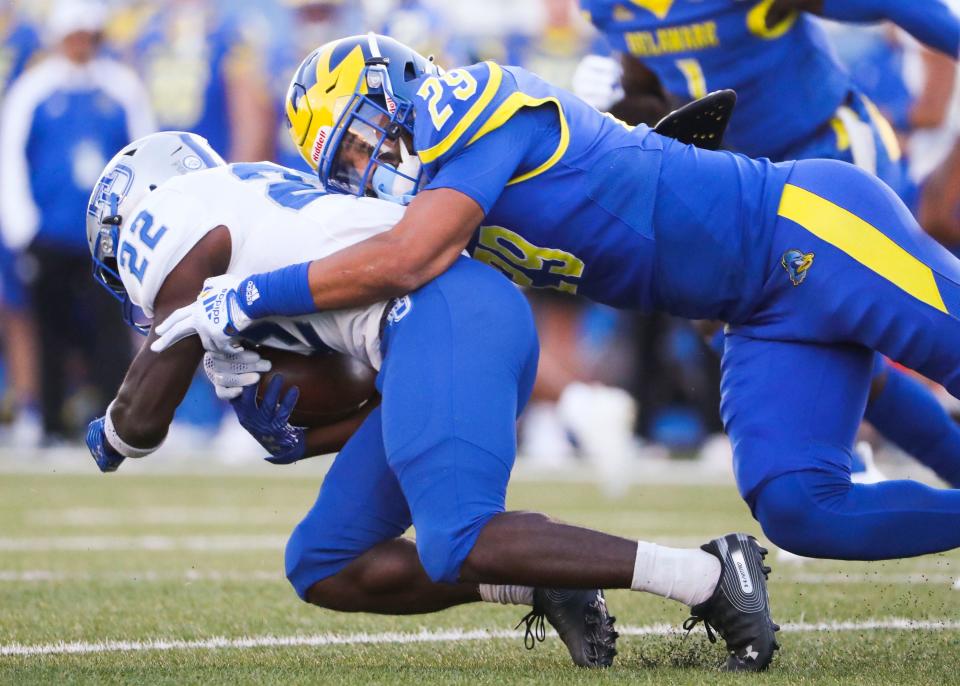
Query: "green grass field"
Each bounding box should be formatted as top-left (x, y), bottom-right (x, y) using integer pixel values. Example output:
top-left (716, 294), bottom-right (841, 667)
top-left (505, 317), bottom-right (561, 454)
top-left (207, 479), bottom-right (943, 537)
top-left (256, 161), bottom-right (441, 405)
top-left (2, 461), bottom-right (959, 684)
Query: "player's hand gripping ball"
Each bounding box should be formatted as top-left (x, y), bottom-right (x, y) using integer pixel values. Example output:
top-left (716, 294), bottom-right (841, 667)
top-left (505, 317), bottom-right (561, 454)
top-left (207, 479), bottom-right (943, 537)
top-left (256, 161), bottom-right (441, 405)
top-left (254, 348), bottom-right (378, 428)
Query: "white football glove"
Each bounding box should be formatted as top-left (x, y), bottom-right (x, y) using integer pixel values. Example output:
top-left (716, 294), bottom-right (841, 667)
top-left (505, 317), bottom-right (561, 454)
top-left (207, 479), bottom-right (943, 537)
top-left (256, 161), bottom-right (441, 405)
top-left (203, 349), bottom-right (272, 400)
top-left (571, 54), bottom-right (624, 112)
top-left (150, 274), bottom-right (253, 354)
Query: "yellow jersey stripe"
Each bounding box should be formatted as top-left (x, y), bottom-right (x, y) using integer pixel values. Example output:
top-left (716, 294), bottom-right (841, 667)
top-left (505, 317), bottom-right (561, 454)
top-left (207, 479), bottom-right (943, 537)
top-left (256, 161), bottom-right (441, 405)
top-left (465, 92), bottom-right (571, 186)
top-left (778, 184), bottom-right (946, 313)
top-left (418, 62), bottom-right (503, 165)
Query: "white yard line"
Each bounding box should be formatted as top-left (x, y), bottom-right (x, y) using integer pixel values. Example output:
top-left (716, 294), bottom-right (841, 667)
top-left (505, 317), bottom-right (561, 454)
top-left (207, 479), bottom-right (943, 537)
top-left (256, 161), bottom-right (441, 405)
top-left (25, 507), bottom-right (298, 526)
top-left (2, 569), bottom-right (958, 587)
top-left (0, 535), bottom-right (287, 551)
top-left (0, 570), bottom-right (281, 582)
top-left (4, 619), bottom-right (960, 657)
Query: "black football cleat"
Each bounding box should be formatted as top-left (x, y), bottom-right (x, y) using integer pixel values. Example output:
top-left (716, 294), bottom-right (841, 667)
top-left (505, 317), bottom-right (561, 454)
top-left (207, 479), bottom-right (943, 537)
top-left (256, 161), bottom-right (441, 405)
top-left (683, 533), bottom-right (780, 671)
top-left (515, 588), bottom-right (618, 668)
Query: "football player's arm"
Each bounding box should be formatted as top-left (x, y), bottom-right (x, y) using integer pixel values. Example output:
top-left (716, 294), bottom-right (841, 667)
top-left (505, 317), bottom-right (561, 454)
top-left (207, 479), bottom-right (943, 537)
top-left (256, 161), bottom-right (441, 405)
top-left (301, 186), bottom-right (484, 307)
top-left (225, 109), bottom-right (540, 319)
top-left (770, 0), bottom-right (960, 58)
top-left (302, 109), bottom-right (544, 308)
top-left (108, 228), bottom-right (231, 450)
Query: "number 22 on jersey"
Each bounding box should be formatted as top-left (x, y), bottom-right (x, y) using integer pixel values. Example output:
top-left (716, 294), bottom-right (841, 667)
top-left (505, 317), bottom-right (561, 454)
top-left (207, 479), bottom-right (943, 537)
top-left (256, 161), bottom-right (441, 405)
top-left (118, 210), bottom-right (167, 283)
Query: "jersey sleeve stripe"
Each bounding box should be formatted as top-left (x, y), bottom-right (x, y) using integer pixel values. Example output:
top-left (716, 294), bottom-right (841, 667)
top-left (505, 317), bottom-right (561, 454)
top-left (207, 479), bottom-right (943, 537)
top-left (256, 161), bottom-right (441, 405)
top-left (467, 93), bottom-right (571, 186)
top-left (778, 183), bottom-right (947, 314)
top-left (418, 62), bottom-right (503, 164)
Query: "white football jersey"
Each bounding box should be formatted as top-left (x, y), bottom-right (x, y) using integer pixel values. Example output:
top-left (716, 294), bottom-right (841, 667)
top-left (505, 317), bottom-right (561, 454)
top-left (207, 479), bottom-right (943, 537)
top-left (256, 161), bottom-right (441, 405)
top-left (117, 162), bottom-right (406, 369)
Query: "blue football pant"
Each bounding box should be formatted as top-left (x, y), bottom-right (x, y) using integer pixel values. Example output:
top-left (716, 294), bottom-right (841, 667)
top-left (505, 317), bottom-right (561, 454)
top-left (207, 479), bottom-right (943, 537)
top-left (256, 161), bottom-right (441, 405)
top-left (864, 356), bottom-right (960, 488)
top-left (724, 159), bottom-right (960, 559)
top-left (285, 258), bottom-right (539, 597)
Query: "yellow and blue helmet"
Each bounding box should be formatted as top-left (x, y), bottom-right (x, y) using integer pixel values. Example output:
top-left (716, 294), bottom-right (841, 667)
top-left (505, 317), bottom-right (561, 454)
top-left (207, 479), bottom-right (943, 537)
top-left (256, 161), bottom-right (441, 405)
top-left (285, 33), bottom-right (438, 204)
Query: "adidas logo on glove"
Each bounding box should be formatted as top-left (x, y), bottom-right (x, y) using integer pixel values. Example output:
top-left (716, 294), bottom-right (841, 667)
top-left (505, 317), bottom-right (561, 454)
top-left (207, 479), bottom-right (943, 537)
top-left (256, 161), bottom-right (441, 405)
top-left (245, 281), bottom-right (261, 306)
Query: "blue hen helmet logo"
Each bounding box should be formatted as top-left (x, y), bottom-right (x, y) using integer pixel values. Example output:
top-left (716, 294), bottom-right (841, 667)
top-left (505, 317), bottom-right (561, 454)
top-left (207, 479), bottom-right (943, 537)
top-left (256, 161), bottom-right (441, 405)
top-left (781, 249), bottom-right (815, 286)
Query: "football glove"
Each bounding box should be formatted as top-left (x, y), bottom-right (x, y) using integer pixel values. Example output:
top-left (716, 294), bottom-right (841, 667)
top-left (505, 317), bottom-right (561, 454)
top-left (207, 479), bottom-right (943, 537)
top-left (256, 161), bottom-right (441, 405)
top-left (230, 375), bottom-right (306, 465)
top-left (85, 417), bottom-right (125, 473)
top-left (571, 54), bottom-right (624, 112)
top-left (151, 275), bottom-right (253, 355)
top-left (203, 349), bottom-right (272, 400)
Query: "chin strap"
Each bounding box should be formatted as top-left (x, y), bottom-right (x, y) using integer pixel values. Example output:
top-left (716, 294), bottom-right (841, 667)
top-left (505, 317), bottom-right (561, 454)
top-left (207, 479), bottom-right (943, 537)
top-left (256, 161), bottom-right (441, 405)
top-left (373, 137), bottom-right (420, 205)
top-left (373, 165), bottom-right (415, 205)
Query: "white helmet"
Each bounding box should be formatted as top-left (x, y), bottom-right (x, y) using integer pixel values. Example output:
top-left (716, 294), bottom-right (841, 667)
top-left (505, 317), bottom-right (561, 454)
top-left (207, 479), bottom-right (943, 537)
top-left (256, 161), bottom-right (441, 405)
top-left (86, 131), bottom-right (225, 332)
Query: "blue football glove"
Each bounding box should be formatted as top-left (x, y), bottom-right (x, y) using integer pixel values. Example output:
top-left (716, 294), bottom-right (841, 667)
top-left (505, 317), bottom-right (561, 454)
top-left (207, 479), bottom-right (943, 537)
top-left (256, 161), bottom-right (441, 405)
top-left (230, 374), bottom-right (306, 465)
top-left (86, 417), bottom-right (125, 473)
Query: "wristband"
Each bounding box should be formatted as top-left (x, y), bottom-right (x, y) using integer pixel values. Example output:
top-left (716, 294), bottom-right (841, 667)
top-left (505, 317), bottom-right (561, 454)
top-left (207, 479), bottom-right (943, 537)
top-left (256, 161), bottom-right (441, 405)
top-left (236, 262), bottom-right (316, 319)
top-left (104, 401), bottom-right (163, 459)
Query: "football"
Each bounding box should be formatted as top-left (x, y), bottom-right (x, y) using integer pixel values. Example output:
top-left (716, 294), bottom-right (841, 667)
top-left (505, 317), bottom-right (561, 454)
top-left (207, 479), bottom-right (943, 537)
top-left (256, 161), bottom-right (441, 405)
top-left (255, 347), bottom-right (378, 428)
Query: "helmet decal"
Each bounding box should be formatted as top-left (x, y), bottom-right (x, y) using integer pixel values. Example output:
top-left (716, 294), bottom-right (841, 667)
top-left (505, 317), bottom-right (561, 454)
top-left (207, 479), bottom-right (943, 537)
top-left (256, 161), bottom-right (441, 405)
top-left (285, 40), bottom-right (369, 166)
top-left (285, 34), bottom-right (437, 176)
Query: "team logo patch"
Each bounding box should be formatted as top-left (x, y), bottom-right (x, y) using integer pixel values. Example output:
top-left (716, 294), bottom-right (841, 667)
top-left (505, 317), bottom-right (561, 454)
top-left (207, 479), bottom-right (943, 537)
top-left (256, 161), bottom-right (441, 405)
top-left (244, 281), bottom-right (260, 306)
top-left (386, 296), bottom-right (412, 324)
top-left (781, 249), bottom-right (814, 286)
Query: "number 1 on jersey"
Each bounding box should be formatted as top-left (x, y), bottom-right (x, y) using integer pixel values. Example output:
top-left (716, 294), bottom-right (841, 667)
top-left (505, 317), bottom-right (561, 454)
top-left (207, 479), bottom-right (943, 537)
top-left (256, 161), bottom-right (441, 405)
top-left (676, 58), bottom-right (707, 100)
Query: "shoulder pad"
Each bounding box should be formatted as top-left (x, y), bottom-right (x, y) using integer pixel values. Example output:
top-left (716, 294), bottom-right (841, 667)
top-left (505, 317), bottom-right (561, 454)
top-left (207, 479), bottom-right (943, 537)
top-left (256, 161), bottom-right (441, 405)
top-left (653, 89), bottom-right (737, 150)
top-left (413, 61), bottom-right (514, 174)
top-left (118, 184), bottom-right (214, 318)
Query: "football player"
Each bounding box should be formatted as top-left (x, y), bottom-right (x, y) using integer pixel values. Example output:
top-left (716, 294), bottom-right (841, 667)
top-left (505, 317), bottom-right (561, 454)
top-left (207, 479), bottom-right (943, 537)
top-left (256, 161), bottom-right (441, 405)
top-left (154, 35), bottom-right (960, 578)
top-left (580, 0), bottom-right (960, 489)
top-left (581, 0), bottom-right (960, 196)
top-left (85, 131), bottom-right (779, 671)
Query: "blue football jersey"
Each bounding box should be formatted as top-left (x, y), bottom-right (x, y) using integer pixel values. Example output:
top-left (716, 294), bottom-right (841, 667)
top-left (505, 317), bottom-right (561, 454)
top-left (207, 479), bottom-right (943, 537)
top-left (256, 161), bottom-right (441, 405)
top-left (410, 62), bottom-right (791, 321)
top-left (583, 0), bottom-right (853, 159)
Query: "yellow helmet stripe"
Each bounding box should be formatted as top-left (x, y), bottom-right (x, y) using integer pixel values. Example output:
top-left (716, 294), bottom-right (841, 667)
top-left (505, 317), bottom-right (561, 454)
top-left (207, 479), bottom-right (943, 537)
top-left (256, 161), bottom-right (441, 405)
top-left (288, 40), bottom-right (370, 166)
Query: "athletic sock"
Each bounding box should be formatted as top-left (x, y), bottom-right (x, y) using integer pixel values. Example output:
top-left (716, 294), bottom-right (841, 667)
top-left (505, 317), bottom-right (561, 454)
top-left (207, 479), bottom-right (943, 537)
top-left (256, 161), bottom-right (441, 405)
top-left (631, 541), bottom-right (721, 607)
top-left (478, 584), bottom-right (534, 606)
top-left (865, 365), bottom-right (960, 487)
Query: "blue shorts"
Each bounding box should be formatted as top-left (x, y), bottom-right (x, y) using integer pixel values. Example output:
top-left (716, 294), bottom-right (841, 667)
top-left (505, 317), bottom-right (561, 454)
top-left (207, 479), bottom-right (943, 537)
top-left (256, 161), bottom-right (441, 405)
top-left (724, 158), bottom-right (960, 502)
top-left (285, 258), bottom-right (538, 597)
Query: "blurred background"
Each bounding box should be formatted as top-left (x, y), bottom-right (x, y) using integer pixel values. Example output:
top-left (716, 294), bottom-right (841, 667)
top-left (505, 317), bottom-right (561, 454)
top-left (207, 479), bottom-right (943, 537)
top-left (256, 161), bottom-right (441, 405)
top-left (1, 0), bottom-right (958, 488)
